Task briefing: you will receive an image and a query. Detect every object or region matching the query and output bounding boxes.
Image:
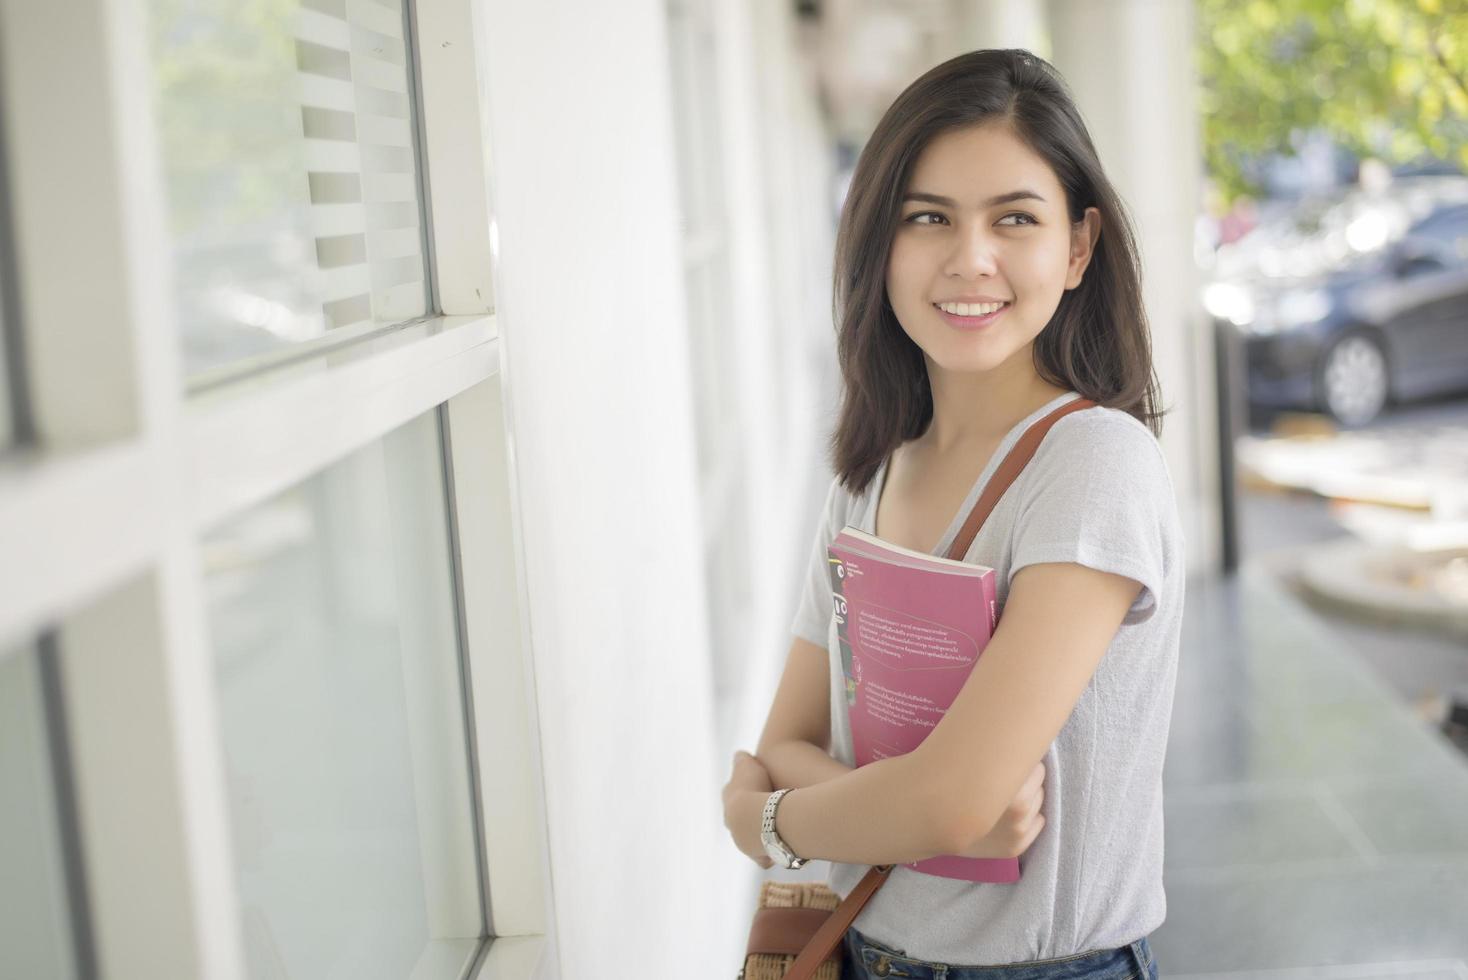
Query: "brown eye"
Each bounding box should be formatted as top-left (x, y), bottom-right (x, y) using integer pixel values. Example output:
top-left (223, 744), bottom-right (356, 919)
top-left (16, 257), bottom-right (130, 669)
top-left (999, 212), bottom-right (1037, 226)
top-left (904, 212), bottom-right (946, 225)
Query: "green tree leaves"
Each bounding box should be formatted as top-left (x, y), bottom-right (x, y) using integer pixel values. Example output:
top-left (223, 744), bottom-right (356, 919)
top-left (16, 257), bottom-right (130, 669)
top-left (1198, 0), bottom-right (1468, 203)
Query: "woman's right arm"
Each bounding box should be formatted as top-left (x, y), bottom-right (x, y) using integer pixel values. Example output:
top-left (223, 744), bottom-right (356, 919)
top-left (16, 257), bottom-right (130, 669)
top-left (755, 636), bottom-right (850, 789)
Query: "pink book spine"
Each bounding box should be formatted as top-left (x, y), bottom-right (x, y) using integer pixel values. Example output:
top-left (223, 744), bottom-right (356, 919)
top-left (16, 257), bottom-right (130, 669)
top-left (827, 531), bottom-right (1018, 884)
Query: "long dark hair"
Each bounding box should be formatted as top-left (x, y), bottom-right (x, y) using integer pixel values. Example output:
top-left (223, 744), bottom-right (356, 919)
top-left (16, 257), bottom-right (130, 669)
top-left (829, 48), bottom-right (1165, 497)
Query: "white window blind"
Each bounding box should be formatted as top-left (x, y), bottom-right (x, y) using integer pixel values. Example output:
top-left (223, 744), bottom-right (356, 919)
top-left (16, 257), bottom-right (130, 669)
top-left (150, 0), bottom-right (431, 382)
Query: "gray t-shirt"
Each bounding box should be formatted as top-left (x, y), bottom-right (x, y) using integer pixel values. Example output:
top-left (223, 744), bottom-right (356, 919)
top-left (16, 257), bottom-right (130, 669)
top-left (789, 390), bottom-right (1184, 964)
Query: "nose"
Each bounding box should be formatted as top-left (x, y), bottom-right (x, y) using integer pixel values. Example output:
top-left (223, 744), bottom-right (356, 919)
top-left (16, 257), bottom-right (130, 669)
top-left (943, 223), bottom-right (1000, 280)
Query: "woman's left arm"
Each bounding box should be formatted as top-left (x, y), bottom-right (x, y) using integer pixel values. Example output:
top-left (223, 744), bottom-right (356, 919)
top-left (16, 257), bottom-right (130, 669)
top-left (727, 561), bottom-right (1140, 866)
top-left (724, 747), bottom-right (958, 867)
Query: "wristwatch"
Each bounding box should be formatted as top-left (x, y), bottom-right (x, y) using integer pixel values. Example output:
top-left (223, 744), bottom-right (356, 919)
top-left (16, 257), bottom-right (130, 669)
top-left (760, 788), bottom-right (808, 869)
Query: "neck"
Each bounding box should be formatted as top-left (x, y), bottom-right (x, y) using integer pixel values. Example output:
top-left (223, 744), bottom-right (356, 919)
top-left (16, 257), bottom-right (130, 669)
top-left (919, 347), bottom-right (1071, 454)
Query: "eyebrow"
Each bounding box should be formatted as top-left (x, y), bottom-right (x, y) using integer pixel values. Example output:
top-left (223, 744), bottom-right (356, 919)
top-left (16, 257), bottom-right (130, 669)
top-left (901, 189), bottom-right (1047, 208)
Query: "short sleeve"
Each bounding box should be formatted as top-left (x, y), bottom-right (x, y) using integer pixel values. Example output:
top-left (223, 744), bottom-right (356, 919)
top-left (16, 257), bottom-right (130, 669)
top-left (1007, 413), bottom-right (1174, 626)
top-left (789, 476), bottom-right (844, 647)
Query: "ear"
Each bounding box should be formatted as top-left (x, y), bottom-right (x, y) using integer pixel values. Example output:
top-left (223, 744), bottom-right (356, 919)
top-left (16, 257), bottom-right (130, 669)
top-left (1064, 207), bottom-right (1102, 290)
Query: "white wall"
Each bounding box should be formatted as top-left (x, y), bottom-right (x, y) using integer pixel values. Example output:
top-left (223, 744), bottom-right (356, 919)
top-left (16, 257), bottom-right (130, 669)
top-left (473, 0), bottom-right (746, 973)
top-left (706, 0), bottom-right (847, 942)
top-left (720, 0), bottom-right (841, 748)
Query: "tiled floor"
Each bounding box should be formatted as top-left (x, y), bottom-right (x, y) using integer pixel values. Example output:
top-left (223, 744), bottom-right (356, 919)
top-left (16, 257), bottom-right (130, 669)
top-left (1154, 566), bottom-right (1468, 977)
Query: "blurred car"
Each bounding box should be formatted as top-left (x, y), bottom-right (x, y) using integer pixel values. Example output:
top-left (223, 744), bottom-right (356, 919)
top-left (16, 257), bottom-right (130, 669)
top-left (1204, 175), bottom-right (1468, 427)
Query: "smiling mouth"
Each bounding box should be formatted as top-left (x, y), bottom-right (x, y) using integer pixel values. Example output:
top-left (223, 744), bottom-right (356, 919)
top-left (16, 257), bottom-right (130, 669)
top-left (932, 301), bottom-right (1012, 324)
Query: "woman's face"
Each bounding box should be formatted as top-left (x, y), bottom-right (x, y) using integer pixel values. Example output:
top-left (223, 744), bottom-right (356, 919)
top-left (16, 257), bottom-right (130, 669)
top-left (885, 121), bottom-right (1100, 377)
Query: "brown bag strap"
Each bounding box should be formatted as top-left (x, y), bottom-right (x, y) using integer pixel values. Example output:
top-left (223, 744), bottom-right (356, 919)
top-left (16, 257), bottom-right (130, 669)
top-left (944, 396), bottom-right (1095, 562)
top-left (776, 864), bottom-right (892, 978)
top-left (747, 906), bottom-right (847, 957)
top-left (773, 394), bottom-right (1097, 980)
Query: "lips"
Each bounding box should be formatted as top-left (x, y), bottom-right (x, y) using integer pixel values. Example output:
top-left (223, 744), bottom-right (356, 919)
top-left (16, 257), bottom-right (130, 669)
top-left (933, 301), bottom-right (1010, 331)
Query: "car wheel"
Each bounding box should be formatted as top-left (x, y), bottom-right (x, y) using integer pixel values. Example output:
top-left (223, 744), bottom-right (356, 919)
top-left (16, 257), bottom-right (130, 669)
top-left (1318, 330), bottom-right (1390, 427)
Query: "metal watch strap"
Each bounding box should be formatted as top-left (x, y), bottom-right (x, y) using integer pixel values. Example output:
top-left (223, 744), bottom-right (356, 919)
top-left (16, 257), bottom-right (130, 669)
top-left (761, 788), bottom-right (806, 868)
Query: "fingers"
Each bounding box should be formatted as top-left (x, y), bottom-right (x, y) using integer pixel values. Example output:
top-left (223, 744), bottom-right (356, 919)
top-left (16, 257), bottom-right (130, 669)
top-left (1014, 761), bottom-right (1044, 809)
top-left (987, 763), bottom-right (1047, 858)
top-left (1020, 813), bottom-right (1046, 851)
top-left (1023, 780), bottom-right (1044, 821)
top-left (1007, 781), bottom-right (1043, 826)
top-left (729, 751), bottom-right (769, 785)
top-left (1005, 762), bottom-right (1045, 826)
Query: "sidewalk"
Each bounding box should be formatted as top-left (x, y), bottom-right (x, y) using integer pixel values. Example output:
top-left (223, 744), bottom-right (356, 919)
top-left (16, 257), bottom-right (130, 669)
top-left (1156, 565), bottom-right (1468, 977)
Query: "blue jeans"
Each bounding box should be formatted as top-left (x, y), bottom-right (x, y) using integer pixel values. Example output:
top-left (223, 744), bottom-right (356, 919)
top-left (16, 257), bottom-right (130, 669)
top-left (841, 926), bottom-right (1160, 980)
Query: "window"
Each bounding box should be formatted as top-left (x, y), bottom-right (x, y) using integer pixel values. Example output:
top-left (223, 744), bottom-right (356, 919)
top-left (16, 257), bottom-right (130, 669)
top-left (0, 0), bottom-right (550, 977)
top-left (204, 408), bottom-right (479, 978)
top-left (0, 644), bottom-right (82, 980)
top-left (1406, 203), bottom-right (1468, 267)
top-left (149, 0), bottom-right (432, 384)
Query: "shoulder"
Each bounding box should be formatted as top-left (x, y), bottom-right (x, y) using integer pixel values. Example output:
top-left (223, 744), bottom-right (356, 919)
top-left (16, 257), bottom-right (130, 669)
top-left (1019, 404), bottom-right (1177, 507)
top-left (1006, 405), bottom-right (1184, 587)
top-left (820, 472), bottom-right (859, 530)
top-left (1049, 403), bottom-right (1161, 449)
top-left (1040, 405), bottom-right (1169, 473)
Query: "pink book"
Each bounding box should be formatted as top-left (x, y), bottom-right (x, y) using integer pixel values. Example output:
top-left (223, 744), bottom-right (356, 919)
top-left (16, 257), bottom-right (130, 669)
top-left (826, 525), bottom-right (1017, 884)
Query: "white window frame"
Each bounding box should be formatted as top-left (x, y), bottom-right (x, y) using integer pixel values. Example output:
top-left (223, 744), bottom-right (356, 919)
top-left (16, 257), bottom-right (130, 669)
top-left (0, 0), bottom-right (556, 976)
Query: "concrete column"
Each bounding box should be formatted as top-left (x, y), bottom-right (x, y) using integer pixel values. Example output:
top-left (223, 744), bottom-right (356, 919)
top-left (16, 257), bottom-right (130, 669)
top-left (1046, 0), bottom-right (1223, 576)
top-left (951, 0), bottom-right (1048, 56)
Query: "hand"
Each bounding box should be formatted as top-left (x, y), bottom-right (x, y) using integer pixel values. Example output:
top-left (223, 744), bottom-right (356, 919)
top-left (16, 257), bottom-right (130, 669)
top-left (953, 761), bottom-right (1046, 860)
top-left (722, 750), bottom-right (775, 869)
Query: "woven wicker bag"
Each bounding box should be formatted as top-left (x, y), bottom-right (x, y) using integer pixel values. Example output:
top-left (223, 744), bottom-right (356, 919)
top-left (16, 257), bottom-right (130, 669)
top-left (740, 880), bottom-right (843, 980)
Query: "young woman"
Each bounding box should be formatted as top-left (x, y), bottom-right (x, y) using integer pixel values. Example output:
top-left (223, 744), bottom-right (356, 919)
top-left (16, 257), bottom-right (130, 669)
top-left (722, 49), bottom-right (1182, 978)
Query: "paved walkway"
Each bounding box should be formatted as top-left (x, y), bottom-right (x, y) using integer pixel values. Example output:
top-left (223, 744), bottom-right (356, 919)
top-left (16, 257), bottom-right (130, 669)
top-left (1156, 566), bottom-right (1468, 978)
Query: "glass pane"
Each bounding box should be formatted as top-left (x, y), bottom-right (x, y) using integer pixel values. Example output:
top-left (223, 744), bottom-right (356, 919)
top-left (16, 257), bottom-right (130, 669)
top-left (0, 645), bottom-right (79, 980)
top-left (149, 0), bottom-right (431, 382)
top-left (202, 409), bottom-right (480, 978)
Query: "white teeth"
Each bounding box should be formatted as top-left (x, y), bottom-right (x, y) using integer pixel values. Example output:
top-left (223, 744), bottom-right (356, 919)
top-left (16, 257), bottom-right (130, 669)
top-left (937, 301), bottom-right (1007, 316)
